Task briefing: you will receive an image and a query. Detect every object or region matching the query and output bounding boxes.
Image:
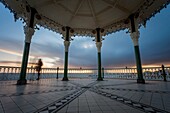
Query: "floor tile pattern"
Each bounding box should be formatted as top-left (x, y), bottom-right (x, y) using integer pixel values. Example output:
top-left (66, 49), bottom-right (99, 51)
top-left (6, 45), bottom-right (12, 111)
top-left (35, 89), bottom-right (87, 113)
top-left (0, 79), bottom-right (170, 113)
top-left (97, 87), bottom-right (170, 94)
top-left (0, 87), bottom-right (79, 97)
top-left (90, 88), bottom-right (169, 113)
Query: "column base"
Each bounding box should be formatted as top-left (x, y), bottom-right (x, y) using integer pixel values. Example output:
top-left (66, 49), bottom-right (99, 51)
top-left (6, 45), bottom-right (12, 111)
top-left (62, 77), bottom-right (69, 81)
top-left (17, 79), bottom-right (27, 85)
top-left (164, 79), bottom-right (167, 82)
top-left (97, 77), bottom-right (103, 81)
top-left (137, 79), bottom-right (145, 84)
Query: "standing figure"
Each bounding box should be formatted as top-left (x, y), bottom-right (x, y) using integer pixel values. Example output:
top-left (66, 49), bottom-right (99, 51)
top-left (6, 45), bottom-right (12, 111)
top-left (36, 59), bottom-right (43, 80)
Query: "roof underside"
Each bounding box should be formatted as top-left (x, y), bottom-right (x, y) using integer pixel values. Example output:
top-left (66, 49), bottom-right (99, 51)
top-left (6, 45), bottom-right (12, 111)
top-left (1, 0), bottom-right (170, 36)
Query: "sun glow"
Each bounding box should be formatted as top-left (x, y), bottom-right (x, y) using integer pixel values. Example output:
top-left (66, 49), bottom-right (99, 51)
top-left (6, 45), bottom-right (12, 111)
top-left (83, 44), bottom-right (94, 49)
top-left (0, 48), bottom-right (34, 58)
top-left (0, 48), bottom-right (62, 68)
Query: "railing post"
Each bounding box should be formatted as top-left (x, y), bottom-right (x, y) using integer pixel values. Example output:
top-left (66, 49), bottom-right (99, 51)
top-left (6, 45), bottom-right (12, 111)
top-left (56, 67), bottom-right (59, 79)
top-left (102, 67), bottom-right (104, 78)
top-left (162, 65), bottom-right (167, 81)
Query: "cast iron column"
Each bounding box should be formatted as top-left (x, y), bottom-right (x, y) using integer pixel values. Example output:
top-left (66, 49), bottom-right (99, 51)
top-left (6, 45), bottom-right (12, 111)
top-left (96, 28), bottom-right (103, 81)
top-left (129, 15), bottom-right (145, 84)
top-left (63, 27), bottom-right (70, 81)
top-left (17, 7), bottom-right (36, 85)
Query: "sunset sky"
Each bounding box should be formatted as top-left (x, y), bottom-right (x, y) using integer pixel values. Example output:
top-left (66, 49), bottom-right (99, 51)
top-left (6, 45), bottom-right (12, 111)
top-left (0, 3), bottom-right (170, 68)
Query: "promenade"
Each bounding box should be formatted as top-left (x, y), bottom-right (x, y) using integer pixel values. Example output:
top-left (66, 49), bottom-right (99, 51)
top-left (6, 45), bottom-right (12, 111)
top-left (0, 78), bottom-right (170, 113)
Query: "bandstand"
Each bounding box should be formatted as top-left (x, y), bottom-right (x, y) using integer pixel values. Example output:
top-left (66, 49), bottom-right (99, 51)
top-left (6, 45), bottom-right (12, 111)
top-left (1, 0), bottom-right (169, 85)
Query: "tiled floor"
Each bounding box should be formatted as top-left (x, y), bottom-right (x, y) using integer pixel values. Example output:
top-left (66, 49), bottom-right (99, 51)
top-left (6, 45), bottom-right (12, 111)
top-left (0, 78), bottom-right (170, 113)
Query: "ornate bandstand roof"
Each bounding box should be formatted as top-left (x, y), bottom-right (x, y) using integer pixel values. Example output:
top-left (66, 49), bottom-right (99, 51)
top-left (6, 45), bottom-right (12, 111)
top-left (1, 0), bottom-right (169, 36)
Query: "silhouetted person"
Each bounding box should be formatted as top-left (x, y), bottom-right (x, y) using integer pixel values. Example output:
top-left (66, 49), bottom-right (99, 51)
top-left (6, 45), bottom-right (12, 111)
top-left (36, 59), bottom-right (43, 80)
top-left (162, 64), bottom-right (167, 81)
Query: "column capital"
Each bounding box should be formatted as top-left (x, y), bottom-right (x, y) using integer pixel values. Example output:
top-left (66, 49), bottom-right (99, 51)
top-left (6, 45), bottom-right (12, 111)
top-left (96, 42), bottom-right (102, 52)
top-left (129, 13), bottom-right (139, 33)
top-left (24, 26), bottom-right (35, 43)
top-left (64, 41), bottom-right (70, 52)
top-left (92, 28), bottom-right (105, 42)
top-left (61, 26), bottom-right (74, 41)
top-left (129, 14), bottom-right (140, 46)
top-left (130, 31), bottom-right (140, 46)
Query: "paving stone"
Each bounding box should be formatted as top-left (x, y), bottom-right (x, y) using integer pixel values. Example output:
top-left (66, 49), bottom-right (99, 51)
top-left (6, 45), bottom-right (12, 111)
top-left (89, 106), bottom-right (101, 111)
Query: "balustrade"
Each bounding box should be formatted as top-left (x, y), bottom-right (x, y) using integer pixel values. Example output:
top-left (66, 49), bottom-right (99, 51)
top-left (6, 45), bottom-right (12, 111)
top-left (0, 66), bottom-right (169, 81)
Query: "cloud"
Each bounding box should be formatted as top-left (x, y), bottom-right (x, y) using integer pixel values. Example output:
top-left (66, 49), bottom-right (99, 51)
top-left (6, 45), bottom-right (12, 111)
top-left (139, 9), bottom-right (170, 66)
top-left (0, 36), bottom-right (24, 53)
top-left (0, 48), bottom-right (36, 59)
top-left (0, 4), bottom-right (170, 68)
top-left (68, 37), bottom-right (97, 67)
top-left (0, 48), bottom-right (22, 57)
top-left (0, 60), bottom-right (21, 64)
top-left (0, 60), bottom-right (36, 67)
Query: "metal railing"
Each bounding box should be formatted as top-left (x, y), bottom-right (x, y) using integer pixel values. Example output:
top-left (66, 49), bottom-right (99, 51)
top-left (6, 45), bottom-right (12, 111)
top-left (0, 66), bottom-right (170, 81)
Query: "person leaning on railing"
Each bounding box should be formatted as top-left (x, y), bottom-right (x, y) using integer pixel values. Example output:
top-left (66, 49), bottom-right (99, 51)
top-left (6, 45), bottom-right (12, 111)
top-left (36, 59), bottom-right (43, 80)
